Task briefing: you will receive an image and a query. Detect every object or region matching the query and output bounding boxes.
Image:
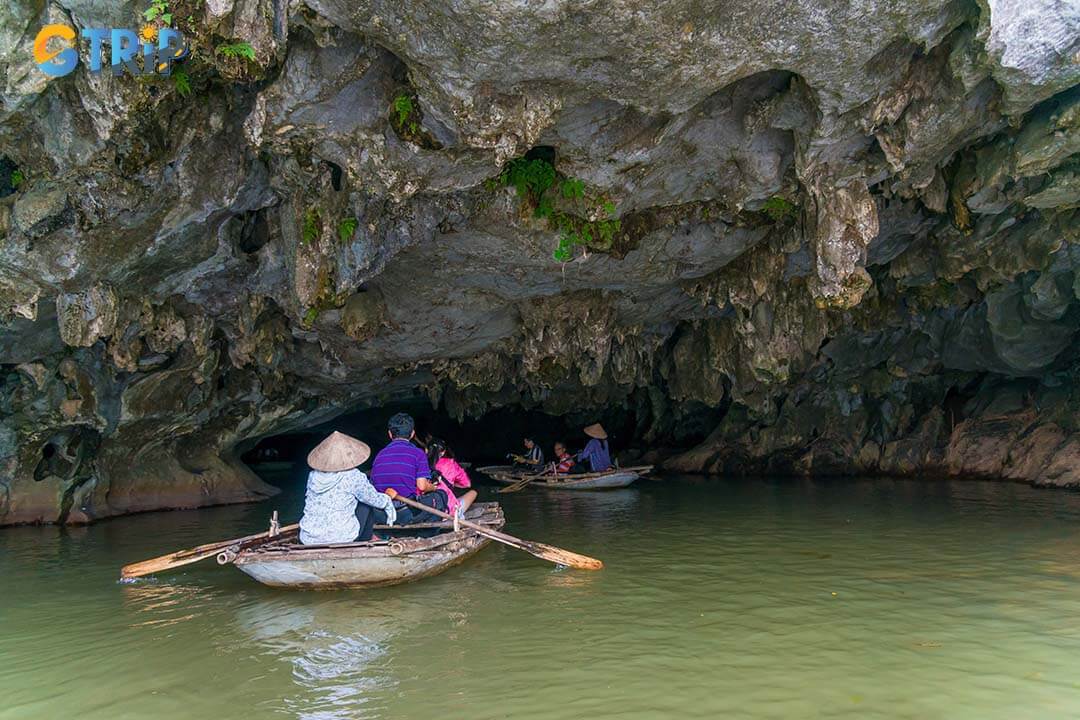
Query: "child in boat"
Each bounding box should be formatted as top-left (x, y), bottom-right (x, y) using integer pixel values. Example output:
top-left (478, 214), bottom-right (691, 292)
top-left (299, 431), bottom-right (397, 545)
top-left (576, 423), bottom-right (614, 472)
top-left (553, 441), bottom-right (575, 474)
top-left (427, 439), bottom-right (478, 516)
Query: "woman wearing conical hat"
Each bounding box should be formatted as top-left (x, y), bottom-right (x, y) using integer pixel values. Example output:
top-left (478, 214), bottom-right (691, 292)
top-left (575, 423), bottom-right (614, 473)
top-left (299, 431), bottom-right (397, 545)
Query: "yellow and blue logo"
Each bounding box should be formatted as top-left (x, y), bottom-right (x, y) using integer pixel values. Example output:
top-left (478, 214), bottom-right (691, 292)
top-left (32, 23), bottom-right (187, 78)
top-left (33, 24), bottom-right (78, 77)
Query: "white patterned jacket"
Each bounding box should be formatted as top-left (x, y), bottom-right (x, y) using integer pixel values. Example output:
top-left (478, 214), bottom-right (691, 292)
top-left (299, 469), bottom-right (396, 545)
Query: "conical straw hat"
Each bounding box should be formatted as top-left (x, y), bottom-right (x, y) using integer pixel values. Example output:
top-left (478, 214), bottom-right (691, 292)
top-left (584, 423), bottom-right (608, 439)
top-left (307, 431), bottom-right (371, 472)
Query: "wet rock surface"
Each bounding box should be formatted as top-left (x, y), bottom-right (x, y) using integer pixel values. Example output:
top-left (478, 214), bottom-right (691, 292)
top-left (1, 0), bottom-right (1079, 524)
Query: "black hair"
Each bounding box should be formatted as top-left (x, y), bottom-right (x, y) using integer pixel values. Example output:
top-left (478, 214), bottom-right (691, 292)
top-left (388, 412), bottom-right (415, 439)
top-left (426, 438), bottom-right (446, 470)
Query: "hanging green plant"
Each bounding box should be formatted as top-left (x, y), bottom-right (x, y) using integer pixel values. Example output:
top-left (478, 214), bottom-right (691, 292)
top-left (338, 217), bottom-right (358, 244)
top-left (300, 207), bottom-right (321, 245)
top-left (491, 154), bottom-right (621, 263)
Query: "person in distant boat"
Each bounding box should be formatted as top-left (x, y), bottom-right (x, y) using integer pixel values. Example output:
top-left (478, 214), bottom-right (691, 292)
top-left (510, 436), bottom-right (544, 470)
top-left (576, 423), bottom-right (614, 472)
top-left (552, 441), bottom-right (576, 474)
top-left (370, 412), bottom-right (447, 525)
top-left (299, 431), bottom-right (396, 545)
top-left (427, 439), bottom-right (478, 516)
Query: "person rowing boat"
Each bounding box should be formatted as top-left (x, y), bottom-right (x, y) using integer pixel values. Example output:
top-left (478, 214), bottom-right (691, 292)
top-left (575, 423), bottom-right (614, 472)
top-left (298, 432), bottom-right (396, 545)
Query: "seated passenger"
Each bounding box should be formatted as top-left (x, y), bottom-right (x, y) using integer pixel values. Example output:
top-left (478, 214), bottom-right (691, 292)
top-left (576, 423), bottom-right (614, 472)
top-left (299, 431), bottom-right (396, 545)
top-left (553, 441), bottom-right (576, 474)
top-left (427, 439), bottom-right (478, 516)
top-left (370, 412), bottom-right (447, 525)
top-left (511, 436), bottom-right (544, 470)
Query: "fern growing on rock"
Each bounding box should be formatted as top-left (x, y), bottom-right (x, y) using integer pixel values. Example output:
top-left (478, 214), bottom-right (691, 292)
top-left (216, 42), bottom-right (256, 62)
top-left (301, 207), bottom-right (321, 245)
top-left (172, 69), bottom-right (192, 97)
top-left (338, 217), bottom-right (358, 244)
top-left (388, 90), bottom-right (441, 149)
top-left (493, 154), bottom-right (621, 263)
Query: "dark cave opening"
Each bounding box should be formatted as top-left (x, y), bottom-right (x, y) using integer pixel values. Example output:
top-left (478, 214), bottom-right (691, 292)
top-left (523, 145), bottom-right (557, 165)
top-left (0, 155), bottom-right (23, 198)
top-left (327, 161), bottom-right (344, 191)
top-left (240, 397), bottom-right (706, 488)
top-left (236, 208), bottom-right (272, 254)
top-left (34, 443), bottom-right (60, 481)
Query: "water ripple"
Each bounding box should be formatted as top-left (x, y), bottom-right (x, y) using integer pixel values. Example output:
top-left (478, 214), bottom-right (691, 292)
top-left (3, 476), bottom-right (1080, 719)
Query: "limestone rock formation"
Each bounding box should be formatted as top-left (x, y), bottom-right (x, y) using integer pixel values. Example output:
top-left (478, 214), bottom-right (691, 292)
top-left (1, 0), bottom-right (1080, 524)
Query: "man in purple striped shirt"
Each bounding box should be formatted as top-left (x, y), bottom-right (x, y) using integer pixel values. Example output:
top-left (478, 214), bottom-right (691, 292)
top-left (371, 412), bottom-right (443, 526)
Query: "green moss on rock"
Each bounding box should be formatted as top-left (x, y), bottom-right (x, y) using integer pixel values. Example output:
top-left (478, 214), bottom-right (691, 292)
top-left (761, 196), bottom-right (798, 223)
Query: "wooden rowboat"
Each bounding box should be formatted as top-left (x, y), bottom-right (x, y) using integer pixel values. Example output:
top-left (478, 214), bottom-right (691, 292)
top-left (476, 465), bottom-right (652, 490)
top-left (219, 502), bottom-right (505, 589)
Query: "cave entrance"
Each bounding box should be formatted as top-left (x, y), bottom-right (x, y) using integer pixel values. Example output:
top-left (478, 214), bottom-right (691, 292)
top-left (240, 397), bottom-right (676, 490)
top-left (523, 145), bottom-right (557, 165)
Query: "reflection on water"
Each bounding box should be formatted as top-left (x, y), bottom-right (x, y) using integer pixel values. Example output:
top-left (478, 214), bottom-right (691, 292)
top-left (3, 474), bottom-right (1080, 719)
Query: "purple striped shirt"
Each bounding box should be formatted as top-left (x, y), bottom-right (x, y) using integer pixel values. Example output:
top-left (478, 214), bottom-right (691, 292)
top-left (370, 439), bottom-right (430, 498)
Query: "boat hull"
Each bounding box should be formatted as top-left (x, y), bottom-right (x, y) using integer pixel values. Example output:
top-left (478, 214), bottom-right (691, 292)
top-left (232, 504), bottom-right (504, 589)
top-left (477, 466), bottom-right (649, 490)
top-left (234, 533), bottom-right (494, 589)
top-left (553, 472), bottom-right (639, 489)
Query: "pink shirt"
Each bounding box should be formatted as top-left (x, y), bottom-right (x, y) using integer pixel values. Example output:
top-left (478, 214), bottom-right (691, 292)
top-left (436, 478), bottom-right (461, 515)
top-left (435, 458), bottom-right (472, 488)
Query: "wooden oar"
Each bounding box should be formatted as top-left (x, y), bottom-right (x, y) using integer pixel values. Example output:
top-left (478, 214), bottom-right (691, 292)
top-left (394, 496), bottom-right (603, 570)
top-left (498, 468), bottom-right (550, 494)
top-left (120, 523), bottom-right (298, 579)
top-left (498, 477), bottom-right (533, 493)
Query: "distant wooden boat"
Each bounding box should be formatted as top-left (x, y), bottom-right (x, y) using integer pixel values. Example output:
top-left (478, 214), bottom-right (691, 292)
top-left (220, 503), bottom-right (505, 589)
top-left (476, 465), bottom-right (652, 490)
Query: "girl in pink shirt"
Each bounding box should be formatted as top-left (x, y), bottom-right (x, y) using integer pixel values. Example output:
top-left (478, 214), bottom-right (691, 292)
top-left (427, 440), bottom-right (478, 516)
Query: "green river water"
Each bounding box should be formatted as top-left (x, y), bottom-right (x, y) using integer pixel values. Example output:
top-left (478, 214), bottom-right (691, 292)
top-left (3, 471), bottom-right (1080, 719)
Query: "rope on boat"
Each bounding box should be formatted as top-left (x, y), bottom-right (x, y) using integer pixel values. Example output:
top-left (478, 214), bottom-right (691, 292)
top-left (216, 546), bottom-right (239, 565)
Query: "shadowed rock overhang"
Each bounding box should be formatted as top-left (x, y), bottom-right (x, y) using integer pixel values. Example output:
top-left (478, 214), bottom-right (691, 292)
top-left (1, 0), bottom-right (1079, 524)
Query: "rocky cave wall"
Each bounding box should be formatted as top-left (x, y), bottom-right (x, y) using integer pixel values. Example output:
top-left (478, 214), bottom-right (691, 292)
top-left (1, 0), bottom-right (1079, 525)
